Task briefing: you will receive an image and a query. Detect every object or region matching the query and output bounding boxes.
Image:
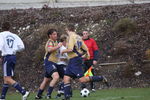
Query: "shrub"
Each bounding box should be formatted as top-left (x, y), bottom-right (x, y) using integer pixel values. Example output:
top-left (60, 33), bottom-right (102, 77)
top-left (112, 18), bottom-right (137, 36)
top-left (33, 44), bottom-right (45, 65)
top-left (113, 40), bottom-right (131, 55)
top-left (123, 60), bottom-right (136, 78)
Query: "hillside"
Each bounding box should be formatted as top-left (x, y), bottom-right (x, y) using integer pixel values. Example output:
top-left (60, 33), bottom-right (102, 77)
top-left (0, 3), bottom-right (150, 91)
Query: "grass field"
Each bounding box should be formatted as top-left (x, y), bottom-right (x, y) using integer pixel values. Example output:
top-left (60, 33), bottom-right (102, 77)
top-left (5, 88), bottom-right (150, 100)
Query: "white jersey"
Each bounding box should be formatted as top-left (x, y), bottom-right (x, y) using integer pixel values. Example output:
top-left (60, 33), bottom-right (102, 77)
top-left (57, 45), bottom-right (68, 65)
top-left (0, 31), bottom-right (25, 56)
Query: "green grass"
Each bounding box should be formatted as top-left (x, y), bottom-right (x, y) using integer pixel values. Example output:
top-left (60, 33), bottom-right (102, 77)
top-left (5, 88), bottom-right (150, 100)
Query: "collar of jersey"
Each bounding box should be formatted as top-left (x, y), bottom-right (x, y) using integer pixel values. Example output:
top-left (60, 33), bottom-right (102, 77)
top-left (49, 39), bottom-right (57, 43)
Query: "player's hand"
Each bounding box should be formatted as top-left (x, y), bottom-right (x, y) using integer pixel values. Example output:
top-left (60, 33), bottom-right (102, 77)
top-left (91, 66), bottom-right (94, 69)
top-left (81, 55), bottom-right (86, 58)
top-left (93, 60), bottom-right (97, 65)
top-left (61, 49), bottom-right (65, 55)
top-left (57, 42), bottom-right (63, 48)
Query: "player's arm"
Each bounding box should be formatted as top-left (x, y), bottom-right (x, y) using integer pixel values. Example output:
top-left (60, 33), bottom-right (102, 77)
top-left (16, 35), bottom-right (25, 52)
top-left (59, 57), bottom-right (68, 62)
top-left (92, 39), bottom-right (100, 65)
top-left (81, 41), bottom-right (90, 59)
top-left (61, 48), bottom-right (72, 54)
top-left (0, 34), bottom-right (4, 51)
top-left (0, 35), bottom-right (4, 62)
top-left (48, 42), bottom-right (62, 53)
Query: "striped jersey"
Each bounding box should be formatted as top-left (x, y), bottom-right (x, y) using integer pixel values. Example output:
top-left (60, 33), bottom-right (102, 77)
top-left (44, 39), bottom-right (59, 63)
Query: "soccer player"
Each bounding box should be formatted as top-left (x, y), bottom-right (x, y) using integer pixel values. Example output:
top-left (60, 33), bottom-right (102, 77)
top-left (0, 22), bottom-right (30, 100)
top-left (35, 29), bottom-right (62, 99)
top-left (81, 30), bottom-right (100, 91)
top-left (62, 24), bottom-right (109, 100)
top-left (55, 35), bottom-right (69, 98)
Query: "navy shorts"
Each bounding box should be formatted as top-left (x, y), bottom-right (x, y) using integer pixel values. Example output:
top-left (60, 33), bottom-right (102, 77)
top-left (65, 57), bottom-right (84, 79)
top-left (2, 55), bottom-right (16, 76)
top-left (56, 64), bottom-right (66, 79)
top-left (44, 58), bottom-right (57, 78)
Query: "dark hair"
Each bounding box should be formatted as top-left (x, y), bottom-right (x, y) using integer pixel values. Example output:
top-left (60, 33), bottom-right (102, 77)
top-left (47, 29), bottom-right (57, 37)
top-left (60, 35), bottom-right (67, 42)
top-left (2, 22), bottom-right (10, 31)
top-left (67, 24), bottom-right (75, 32)
top-left (77, 32), bottom-right (83, 36)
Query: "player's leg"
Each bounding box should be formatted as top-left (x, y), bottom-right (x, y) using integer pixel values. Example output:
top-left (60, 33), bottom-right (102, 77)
top-left (63, 75), bottom-right (72, 100)
top-left (46, 71), bottom-right (59, 98)
top-left (0, 77), bottom-right (10, 99)
top-left (35, 77), bottom-right (50, 99)
top-left (77, 59), bottom-right (109, 85)
top-left (86, 60), bottom-right (96, 91)
top-left (0, 83), bottom-right (9, 100)
top-left (1, 56), bottom-right (29, 100)
top-left (79, 76), bottom-right (110, 87)
top-left (56, 82), bottom-right (64, 98)
top-left (91, 68), bottom-right (96, 91)
top-left (5, 74), bottom-right (30, 100)
top-left (35, 57), bottom-right (52, 99)
top-left (62, 57), bottom-right (83, 100)
top-left (1, 76), bottom-right (27, 100)
top-left (56, 65), bottom-right (66, 98)
top-left (80, 63), bottom-right (88, 89)
top-left (0, 56), bottom-right (11, 99)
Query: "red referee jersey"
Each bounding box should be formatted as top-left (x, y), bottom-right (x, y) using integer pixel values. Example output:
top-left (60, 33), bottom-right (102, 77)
top-left (83, 38), bottom-right (99, 59)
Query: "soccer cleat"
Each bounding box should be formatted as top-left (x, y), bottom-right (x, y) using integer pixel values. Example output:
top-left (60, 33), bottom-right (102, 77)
top-left (22, 91), bottom-right (30, 100)
top-left (46, 95), bottom-right (51, 99)
top-left (91, 89), bottom-right (96, 92)
top-left (55, 93), bottom-right (62, 98)
top-left (62, 97), bottom-right (70, 100)
top-left (0, 96), bottom-right (5, 100)
top-left (102, 76), bottom-right (111, 87)
top-left (58, 90), bottom-right (64, 94)
top-left (56, 90), bottom-right (64, 98)
top-left (35, 95), bottom-right (42, 99)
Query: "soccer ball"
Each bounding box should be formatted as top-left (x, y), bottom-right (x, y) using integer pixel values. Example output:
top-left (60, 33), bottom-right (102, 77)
top-left (80, 88), bottom-right (90, 97)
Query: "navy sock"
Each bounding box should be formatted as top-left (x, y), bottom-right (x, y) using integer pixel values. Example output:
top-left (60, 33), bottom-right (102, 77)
top-left (70, 86), bottom-right (72, 97)
top-left (81, 83), bottom-right (86, 89)
top-left (64, 83), bottom-right (71, 98)
top-left (47, 86), bottom-right (54, 96)
top-left (60, 82), bottom-right (64, 91)
top-left (90, 82), bottom-right (95, 89)
top-left (1, 84), bottom-right (9, 99)
top-left (12, 83), bottom-right (26, 95)
top-left (37, 89), bottom-right (44, 97)
top-left (89, 76), bottom-right (103, 82)
top-left (58, 82), bottom-right (62, 91)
